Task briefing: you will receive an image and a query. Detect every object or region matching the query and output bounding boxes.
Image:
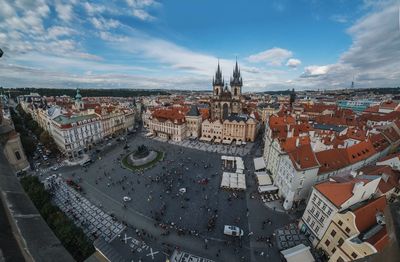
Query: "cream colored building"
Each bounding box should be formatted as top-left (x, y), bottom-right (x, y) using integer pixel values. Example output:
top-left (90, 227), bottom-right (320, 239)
top-left (299, 176), bottom-right (381, 247)
top-left (318, 196), bottom-right (388, 262)
top-left (146, 107), bottom-right (187, 142)
top-left (51, 114), bottom-right (103, 159)
top-left (201, 119), bottom-right (223, 141)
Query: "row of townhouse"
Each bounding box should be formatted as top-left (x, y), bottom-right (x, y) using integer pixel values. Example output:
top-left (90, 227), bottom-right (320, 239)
top-left (299, 162), bottom-right (399, 261)
top-left (19, 96), bottom-right (136, 159)
top-left (143, 105), bottom-right (259, 143)
top-left (262, 114), bottom-right (400, 210)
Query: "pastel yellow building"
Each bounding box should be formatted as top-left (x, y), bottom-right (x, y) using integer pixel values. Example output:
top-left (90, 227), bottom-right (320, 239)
top-left (318, 196), bottom-right (388, 262)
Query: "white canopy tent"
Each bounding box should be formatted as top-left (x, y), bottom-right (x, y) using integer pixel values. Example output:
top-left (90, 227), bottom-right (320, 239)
top-left (200, 136), bottom-right (212, 142)
top-left (255, 172), bottom-right (272, 186)
top-left (253, 157), bottom-right (266, 171)
top-left (222, 139), bottom-right (232, 145)
top-left (221, 172), bottom-right (246, 191)
top-left (214, 138), bottom-right (221, 143)
top-left (258, 185), bottom-right (279, 193)
top-left (235, 157), bottom-right (244, 171)
top-left (281, 244), bottom-right (315, 262)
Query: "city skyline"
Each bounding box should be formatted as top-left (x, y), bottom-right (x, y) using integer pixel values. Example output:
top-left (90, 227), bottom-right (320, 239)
top-left (0, 0), bottom-right (399, 91)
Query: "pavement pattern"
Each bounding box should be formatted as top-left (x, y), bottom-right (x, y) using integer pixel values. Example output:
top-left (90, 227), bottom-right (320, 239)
top-left (34, 128), bottom-right (295, 262)
top-left (46, 176), bottom-right (125, 242)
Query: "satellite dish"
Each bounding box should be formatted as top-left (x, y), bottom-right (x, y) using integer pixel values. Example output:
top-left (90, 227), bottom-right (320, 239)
top-left (0, 48), bottom-right (3, 58)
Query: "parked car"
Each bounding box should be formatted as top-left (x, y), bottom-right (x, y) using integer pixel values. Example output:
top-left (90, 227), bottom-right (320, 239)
top-left (223, 225), bottom-right (244, 237)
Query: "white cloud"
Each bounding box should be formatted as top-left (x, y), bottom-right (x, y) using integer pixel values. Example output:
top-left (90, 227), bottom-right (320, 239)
top-left (297, 1), bottom-right (400, 89)
top-left (83, 2), bottom-right (106, 15)
top-left (47, 26), bottom-right (76, 39)
top-left (247, 47), bottom-right (293, 66)
top-left (286, 58), bottom-right (301, 68)
top-left (55, 2), bottom-right (73, 22)
top-left (301, 65), bottom-right (333, 77)
top-left (126, 0), bottom-right (158, 21)
top-left (90, 17), bottom-right (120, 30)
top-left (330, 14), bottom-right (348, 23)
top-left (132, 9), bottom-right (154, 21)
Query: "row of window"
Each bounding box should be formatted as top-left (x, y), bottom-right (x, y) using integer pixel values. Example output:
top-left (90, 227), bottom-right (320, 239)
top-left (311, 193), bottom-right (333, 216)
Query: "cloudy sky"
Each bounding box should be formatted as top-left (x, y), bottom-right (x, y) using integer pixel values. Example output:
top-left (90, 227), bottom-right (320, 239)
top-left (0, 0), bottom-right (399, 91)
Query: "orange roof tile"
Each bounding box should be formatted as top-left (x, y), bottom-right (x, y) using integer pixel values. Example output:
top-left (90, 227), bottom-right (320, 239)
top-left (316, 148), bottom-right (350, 174)
top-left (360, 165), bottom-right (400, 194)
top-left (345, 140), bottom-right (376, 164)
top-left (354, 196), bottom-right (386, 232)
top-left (315, 179), bottom-right (370, 208)
top-left (288, 143), bottom-right (319, 170)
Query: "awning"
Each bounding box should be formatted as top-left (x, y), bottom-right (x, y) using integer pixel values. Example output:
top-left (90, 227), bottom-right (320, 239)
top-left (200, 136), bottom-right (212, 142)
top-left (235, 157), bottom-right (244, 171)
top-left (258, 185), bottom-right (278, 193)
top-left (255, 172), bottom-right (272, 186)
top-left (281, 244), bottom-right (315, 262)
top-left (214, 138), bottom-right (221, 143)
top-left (221, 172), bottom-right (246, 190)
top-left (236, 140), bottom-right (242, 146)
top-left (221, 155), bottom-right (236, 161)
top-left (222, 139), bottom-right (232, 144)
top-left (253, 157), bottom-right (266, 171)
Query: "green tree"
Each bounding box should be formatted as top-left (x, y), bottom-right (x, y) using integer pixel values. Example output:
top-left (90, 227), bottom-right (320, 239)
top-left (20, 135), bottom-right (36, 157)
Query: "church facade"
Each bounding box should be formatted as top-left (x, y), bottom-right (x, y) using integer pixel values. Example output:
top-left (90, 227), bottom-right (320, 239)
top-left (210, 61), bottom-right (243, 120)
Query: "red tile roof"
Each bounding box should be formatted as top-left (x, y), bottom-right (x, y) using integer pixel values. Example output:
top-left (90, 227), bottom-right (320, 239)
top-left (316, 148), bottom-right (350, 174)
top-left (151, 107), bottom-right (188, 124)
top-left (354, 196), bottom-right (386, 231)
top-left (346, 140), bottom-right (376, 164)
top-left (315, 179), bottom-right (371, 208)
top-left (281, 136), bottom-right (311, 152)
top-left (288, 143), bottom-right (320, 170)
top-left (369, 133), bottom-right (391, 152)
top-left (360, 165), bottom-right (400, 194)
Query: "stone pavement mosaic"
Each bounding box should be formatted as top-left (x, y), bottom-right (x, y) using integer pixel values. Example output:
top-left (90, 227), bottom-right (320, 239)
top-left (170, 250), bottom-right (215, 262)
top-left (274, 223), bottom-right (309, 250)
top-left (46, 176), bottom-right (125, 242)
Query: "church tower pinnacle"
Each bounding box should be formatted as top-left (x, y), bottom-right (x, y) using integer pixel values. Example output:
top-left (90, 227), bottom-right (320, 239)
top-left (213, 60), bottom-right (224, 98)
top-left (230, 58), bottom-right (242, 99)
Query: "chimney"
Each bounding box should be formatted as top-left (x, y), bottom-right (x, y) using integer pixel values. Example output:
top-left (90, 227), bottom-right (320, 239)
top-left (296, 137), bottom-right (300, 147)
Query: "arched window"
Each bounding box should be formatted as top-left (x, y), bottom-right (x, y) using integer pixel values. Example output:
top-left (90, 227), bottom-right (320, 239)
top-left (215, 88), bottom-right (219, 95)
top-left (234, 88), bottom-right (237, 96)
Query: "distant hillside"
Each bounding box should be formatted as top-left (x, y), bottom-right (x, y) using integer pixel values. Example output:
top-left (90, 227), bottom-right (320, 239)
top-left (0, 87), bottom-right (170, 98)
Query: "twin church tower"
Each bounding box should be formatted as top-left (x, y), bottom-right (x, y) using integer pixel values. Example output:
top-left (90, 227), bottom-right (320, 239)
top-left (210, 60), bottom-right (243, 120)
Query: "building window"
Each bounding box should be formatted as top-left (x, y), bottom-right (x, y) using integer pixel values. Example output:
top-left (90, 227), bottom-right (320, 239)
top-left (327, 209), bottom-right (332, 215)
top-left (337, 257), bottom-right (344, 262)
top-left (331, 248), bottom-right (336, 254)
top-left (338, 220), bottom-right (343, 226)
top-left (331, 230), bottom-right (336, 237)
top-left (325, 239), bottom-right (330, 246)
top-left (15, 151), bottom-right (21, 160)
top-left (351, 252), bottom-right (358, 259)
top-left (345, 227), bottom-right (350, 234)
top-left (338, 238), bottom-right (344, 247)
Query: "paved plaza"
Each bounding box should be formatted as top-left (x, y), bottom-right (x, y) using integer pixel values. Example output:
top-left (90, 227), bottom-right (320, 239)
top-left (36, 131), bottom-right (294, 262)
top-left (45, 176), bottom-right (125, 242)
top-left (151, 135), bottom-right (254, 156)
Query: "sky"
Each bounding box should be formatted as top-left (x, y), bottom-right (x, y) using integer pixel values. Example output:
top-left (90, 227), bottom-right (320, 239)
top-left (0, 0), bottom-right (399, 92)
